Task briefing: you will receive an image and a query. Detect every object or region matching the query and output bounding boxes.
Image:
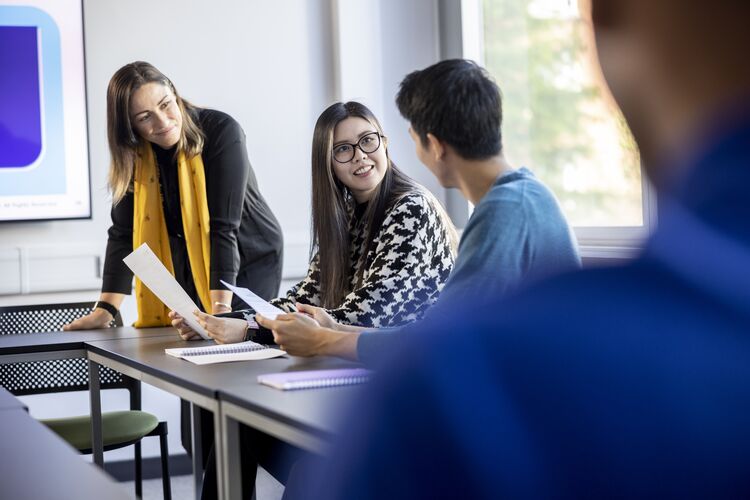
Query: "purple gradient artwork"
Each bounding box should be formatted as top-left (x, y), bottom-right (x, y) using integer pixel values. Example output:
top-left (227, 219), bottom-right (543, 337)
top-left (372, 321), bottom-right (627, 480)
top-left (0, 26), bottom-right (43, 168)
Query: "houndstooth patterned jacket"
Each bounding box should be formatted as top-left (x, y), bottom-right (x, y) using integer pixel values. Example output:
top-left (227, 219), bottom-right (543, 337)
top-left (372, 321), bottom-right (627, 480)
top-left (272, 190), bottom-right (455, 328)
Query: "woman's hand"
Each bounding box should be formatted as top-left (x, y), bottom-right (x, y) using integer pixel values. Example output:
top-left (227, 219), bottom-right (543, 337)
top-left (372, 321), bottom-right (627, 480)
top-left (194, 311), bottom-right (247, 344)
top-left (256, 312), bottom-right (334, 357)
top-left (169, 310), bottom-right (204, 340)
top-left (293, 303), bottom-right (365, 334)
top-left (212, 302), bottom-right (232, 315)
top-left (62, 309), bottom-right (113, 331)
top-left (294, 303), bottom-right (339, 330)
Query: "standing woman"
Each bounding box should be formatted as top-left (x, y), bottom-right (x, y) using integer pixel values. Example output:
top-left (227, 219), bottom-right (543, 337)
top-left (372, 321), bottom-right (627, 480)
top-left (62, 61), bottom-right (284, 464)
top-left (64, 61), bottom-right (283, 331)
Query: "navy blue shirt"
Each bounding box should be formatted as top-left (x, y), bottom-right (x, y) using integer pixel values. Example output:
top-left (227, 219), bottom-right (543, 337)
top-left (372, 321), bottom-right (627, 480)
top-left (307, 108), bottom-right (750, 498)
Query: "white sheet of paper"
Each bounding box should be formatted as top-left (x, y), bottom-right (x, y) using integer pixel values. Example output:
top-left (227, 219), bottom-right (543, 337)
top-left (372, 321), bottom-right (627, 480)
top-left (220, 280), bottom-right (285, 319)
top-left (123, 243), bottom-right (211, 340)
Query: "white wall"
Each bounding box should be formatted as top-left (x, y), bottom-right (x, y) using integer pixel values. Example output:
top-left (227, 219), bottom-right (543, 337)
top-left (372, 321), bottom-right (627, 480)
top-left (0, 0), bottom-right (445, 295)
top-left (334, 0), bottom-right (444, 199)
top-left (83, 0), bottom-right (338, 278)
top-left (1, 0), bottom-right (443, 460)
top-left (1, 0), bottom-right (336, 292)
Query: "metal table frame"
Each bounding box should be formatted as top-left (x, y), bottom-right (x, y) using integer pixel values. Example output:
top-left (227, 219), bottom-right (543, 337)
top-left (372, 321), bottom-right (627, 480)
top-left (219, 398), bottom-right (330, 499)
top-left (0, 328), bottom-right (361, 500)
top-left (88, 350), bottom-right (226, 499)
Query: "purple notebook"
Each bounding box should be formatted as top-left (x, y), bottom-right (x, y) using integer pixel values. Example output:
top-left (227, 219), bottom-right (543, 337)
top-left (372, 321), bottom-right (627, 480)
top-left (257, 368), bottom-right (373, 391)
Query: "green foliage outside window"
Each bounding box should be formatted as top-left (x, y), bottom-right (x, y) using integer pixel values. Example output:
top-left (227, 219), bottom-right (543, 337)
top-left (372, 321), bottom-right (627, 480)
top-left (483, 0), bottom-right (642, 226)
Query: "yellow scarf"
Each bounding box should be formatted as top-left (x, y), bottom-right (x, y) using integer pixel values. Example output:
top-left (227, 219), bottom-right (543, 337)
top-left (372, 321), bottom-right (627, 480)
top-left (132, 145), bottom-right (212, 327)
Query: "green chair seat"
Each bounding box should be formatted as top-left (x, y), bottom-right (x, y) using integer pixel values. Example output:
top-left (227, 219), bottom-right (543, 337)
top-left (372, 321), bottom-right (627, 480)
top-left (42, 410), bottom-right (159, 451)
top-left (0, 303), bottom-right (170, 499)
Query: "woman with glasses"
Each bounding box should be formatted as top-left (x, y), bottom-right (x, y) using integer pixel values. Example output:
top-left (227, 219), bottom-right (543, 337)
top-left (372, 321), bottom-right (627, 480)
top-left (173, 101), bottom-right (456, 500)
top-left (173, 100), bottom-right (457, 344)
top-left (274, 100), bottom-right (457, 324)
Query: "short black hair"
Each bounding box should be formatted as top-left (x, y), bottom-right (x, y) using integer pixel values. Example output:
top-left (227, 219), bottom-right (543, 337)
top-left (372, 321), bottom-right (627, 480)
top-left (396, 59), bottom-right (502, 159)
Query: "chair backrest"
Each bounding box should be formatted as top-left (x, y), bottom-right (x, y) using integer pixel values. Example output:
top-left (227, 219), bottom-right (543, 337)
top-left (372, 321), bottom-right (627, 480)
top-left (0, 302), bottom-right (134, 397)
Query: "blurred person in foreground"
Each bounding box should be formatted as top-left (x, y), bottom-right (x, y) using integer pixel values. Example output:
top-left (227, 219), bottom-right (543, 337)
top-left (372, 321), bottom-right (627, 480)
top-left (299, 0), bottom-right (750, 498)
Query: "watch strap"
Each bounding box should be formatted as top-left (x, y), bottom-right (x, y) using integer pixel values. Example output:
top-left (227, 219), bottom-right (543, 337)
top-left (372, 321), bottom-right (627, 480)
top-left (94, 300), bottom-right (118, 319)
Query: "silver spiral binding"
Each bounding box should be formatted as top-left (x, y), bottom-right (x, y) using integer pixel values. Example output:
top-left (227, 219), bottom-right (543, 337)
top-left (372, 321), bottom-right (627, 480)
top-left (180, 343), bottom-right (266, 357)
top-left (284, 374), bottom-right (371, 390)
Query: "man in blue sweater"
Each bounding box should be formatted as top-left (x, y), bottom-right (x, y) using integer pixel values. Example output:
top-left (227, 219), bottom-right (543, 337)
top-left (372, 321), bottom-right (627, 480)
top-left (256, 60), bottom-right (580, 363)
top-left (301, 0), bottom-right (750, 498)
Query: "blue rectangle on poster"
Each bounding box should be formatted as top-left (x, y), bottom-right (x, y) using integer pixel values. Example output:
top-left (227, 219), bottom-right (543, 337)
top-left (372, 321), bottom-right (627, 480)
top-left (0, 26), bottom-right (43, 168)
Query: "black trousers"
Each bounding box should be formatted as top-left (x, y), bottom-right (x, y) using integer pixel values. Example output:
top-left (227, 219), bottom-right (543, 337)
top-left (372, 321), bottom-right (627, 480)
top-left (200, 426), bottom-right (309, 500)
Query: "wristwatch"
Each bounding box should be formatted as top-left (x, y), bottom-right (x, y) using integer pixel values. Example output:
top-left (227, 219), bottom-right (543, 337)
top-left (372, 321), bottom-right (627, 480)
top-left (242, 310), bottom-right (255, 342)
top-left (94, 300), bottom-right (118, 319)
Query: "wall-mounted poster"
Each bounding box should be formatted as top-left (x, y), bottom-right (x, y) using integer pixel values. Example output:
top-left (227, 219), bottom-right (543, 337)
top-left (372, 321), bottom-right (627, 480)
top-left (0, 0), bottom-right (90, 222)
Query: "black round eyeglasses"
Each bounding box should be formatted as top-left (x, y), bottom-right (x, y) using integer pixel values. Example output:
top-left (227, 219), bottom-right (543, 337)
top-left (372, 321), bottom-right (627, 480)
top-left (332, 131), bottom-right (382, 163)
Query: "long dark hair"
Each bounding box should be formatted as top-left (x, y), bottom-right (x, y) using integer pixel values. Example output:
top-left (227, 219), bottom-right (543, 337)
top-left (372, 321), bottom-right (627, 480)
top-left (106, 61), bottom-right (204, 204)
top-left (311, 101), bottom-right (422, 308)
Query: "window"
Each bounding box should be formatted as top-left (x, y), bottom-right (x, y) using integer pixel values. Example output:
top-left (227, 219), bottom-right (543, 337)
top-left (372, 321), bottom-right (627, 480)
top-left (460, 0), bottom-right (654, 248)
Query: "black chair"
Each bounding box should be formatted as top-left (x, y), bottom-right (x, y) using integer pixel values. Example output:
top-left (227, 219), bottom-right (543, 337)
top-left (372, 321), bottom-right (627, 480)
top-left (0, 302), bottom-right (171, 499)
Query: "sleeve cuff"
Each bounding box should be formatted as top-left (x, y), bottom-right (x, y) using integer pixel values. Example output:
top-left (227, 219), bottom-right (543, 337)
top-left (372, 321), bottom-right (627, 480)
top-left (356, 328), bottom-right (400, 366)
top-left (210, 272), bottom-right (237, 290)
top-left (101, 274), bottom-right (133, 295)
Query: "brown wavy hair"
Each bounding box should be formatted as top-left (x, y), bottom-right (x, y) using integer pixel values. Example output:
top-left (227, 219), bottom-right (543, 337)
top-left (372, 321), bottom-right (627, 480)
top-left (311, 101), bottom-right (456, 308)
top-left (106, 61), bottom-right (204, 204)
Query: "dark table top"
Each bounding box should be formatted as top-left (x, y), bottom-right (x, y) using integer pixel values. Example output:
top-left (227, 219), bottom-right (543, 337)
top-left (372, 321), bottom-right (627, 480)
top-left (86, 335), bottom-right (227, 399)
top-left (0, 408), bottom-right (132, 499)
top-left (0, 387), bottom-right (27, 412)
top-left (219, 356), bottom-right (366, 440)
top-left (86, 334), bottom-right (366, 440)
top-left (0, 326), bottom-right (366, 446)
top-left (0, 326), bottom-right (177, 355)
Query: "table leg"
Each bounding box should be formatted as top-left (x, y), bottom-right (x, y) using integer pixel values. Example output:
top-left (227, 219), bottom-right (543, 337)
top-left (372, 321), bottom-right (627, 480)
top-left (221, 408), bottom-right (242, 500)
top-left (191, 404), bottom-right (204, 500)
top-left (88, 360), bottom-right (103, 466)
top-left (214, 406), bottom-right (227, 500)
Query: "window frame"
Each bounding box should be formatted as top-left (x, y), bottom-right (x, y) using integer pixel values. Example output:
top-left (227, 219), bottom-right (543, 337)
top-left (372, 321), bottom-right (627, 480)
top-left (443, 0), bottom-right (656, 255)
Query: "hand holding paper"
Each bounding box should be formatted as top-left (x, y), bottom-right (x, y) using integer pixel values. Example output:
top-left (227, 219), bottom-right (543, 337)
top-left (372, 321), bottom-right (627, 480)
top-left (192, 310), bottom-right (249, 344)
top-left (169, 310), bottom-right (206, 341)
top-left (123, 243), bottom-right (211, 340)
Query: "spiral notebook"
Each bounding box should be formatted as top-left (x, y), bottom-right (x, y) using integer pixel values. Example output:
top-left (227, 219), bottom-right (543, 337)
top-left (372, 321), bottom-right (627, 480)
top-left (257, 368), bottom-right (373, 391)
top-left (165, 341), bottom-right (285, 365)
